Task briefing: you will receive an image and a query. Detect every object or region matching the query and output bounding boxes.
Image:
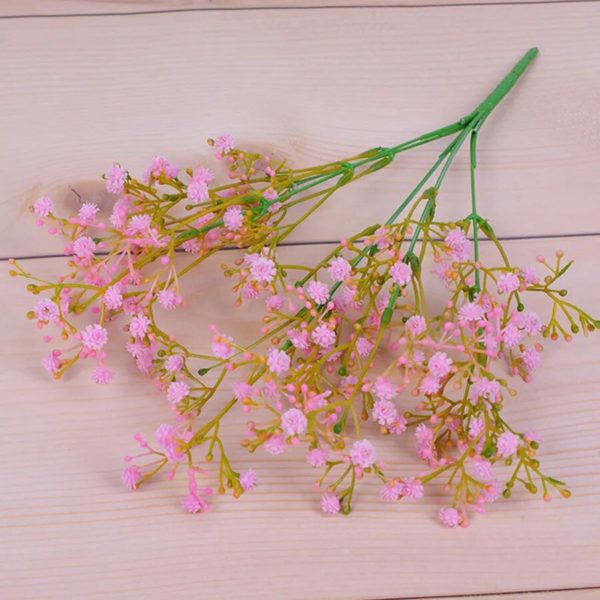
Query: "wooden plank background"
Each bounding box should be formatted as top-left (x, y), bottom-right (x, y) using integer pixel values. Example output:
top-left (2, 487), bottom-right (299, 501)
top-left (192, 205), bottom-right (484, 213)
top-left (1, 2), bottom-right (599, 599)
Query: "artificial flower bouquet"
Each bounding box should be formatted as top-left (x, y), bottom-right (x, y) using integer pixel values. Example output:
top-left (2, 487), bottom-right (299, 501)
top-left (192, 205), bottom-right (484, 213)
top-left (10, 47), bottom-right (599, 526)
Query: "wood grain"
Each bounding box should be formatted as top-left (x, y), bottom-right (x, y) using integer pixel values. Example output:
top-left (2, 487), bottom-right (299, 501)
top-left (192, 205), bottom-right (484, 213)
top-left (2, 2), bottom-right (600, 258)
top-left (2, 236), bottom-right (599, 600)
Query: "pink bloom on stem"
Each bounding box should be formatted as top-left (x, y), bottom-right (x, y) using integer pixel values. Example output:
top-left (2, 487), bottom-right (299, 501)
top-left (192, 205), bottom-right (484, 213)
top-left (167, 380), bottom-right (190, 405)
top-left (372, 399), bottom-right (398, 427)
top-left (42, 350), bottom-right (62, 374)
top-left (187, 178), bottom-right (209, 203)
top-left (439, 507), bottom-right (461, 527)
top-left (263, 187), bottom-right (278, 201)
top-left (157, 289), bottom-right (181, 310)
top-left (78, 202), bottom-right (99, 223)
top-left (211, 330), bottom-right (234, 359)
top-left (72, 236), bottom-right (96, 261)
top-left (129, 315), bottom-right (151, 339)
top-left (33, 196), bottom-right (54, 217)
top-left (406, 314), bottom-right (426, 336)
top-left (312, 324), bottom-right (336, 349)
top-left (328, 257), bottom-right (352, 282)
top-left (502, 324), bottom-right (523, 348)
top-left (321, 492), bottom-right (341, 515)
top-left (122, 465), bottom-right (143, 491)
top-left (182, 493), bottom-right (210, 514)
top-left (428, 351), bottom-right (453, 379)
top-left (458, 302), bottom-right (485, 323)
top-left (522, 348), bottom-right (541, 372)
top-left (264, 434), bottom-right (286, 455)
top-left (469, 416), bottom-right (485, 439)
top-left (34, 298), bottom-right (59, 323)
top-left (91, 366), bottom-right (113, 384)
top-left (389, 261), bottom-right (412, 286)
top-left (147, 155), bottom-right (180, 180)
top-left (445, 228), bottom-right (467, 251)
top-left (281, 408), bottom-right (307, 437)
top-left (373, 377), bottom-right (398, 401)
top-left (289, 328), bottom-right (309, 350)
top-left (126, 214), bottom-right (151, 234)
top-left (106, 164), bottom-right (127, 194)
top-left (307, 281), bottom-right (329, 305)
top-left (355, 336), bottom-right (374, 358)
top-left (516, 311), bottom-right (542, 335)
top-left (380, 481), bottom-right (402, 502)
top-left (233, 381), bottom-right (253, 401)
top-left (497, 272), bottom-right (520, 294)
top-left (497, 431), bottom-right (520, 458)
top-left (223, 206), bottom-right (244, 231)
top-left (307, 448), bottom-right (328, 468)
top-left (266, 294), bottom-right (284, 311)
top-left (214, 134), bottom-right (235, 155)
top-left (267, 348), bottom-right (290, 375)
top-left (81, 324), bottom-right (108, 351)
top-left (164, 354), bottom-right (184, 373)
top-left (420, 375), bottom-right (441, 396)
top-left (240, 469), bottom-right (258, 491)
top-left (470, 377), bottom-right (501, 403)
top-left (103, 285), bottom-right (123, 310)
top-left (193, 167), bottom-right (214, 184)
top-left (399, 477), bottom-right (424, 500)
top-left (349, 439), bottom-right (377, 469)
top-left (248, 255), bottom-right (276, 283)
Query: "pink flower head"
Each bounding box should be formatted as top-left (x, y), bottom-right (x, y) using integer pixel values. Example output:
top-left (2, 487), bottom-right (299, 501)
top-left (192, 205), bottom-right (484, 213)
top-left (516, 311), bottom-right (542, 335)
top-left (328, 257), bottom-right (352, 282)
top-left (34, 298), bottom-right (59, 323)
top-left (72, 236), bottom-right (96, 261)
top-left (428, 351), bottom-right (453, 379)
top-left (307, 281), bottom-right (329, 305)
top-left (445, 228), bottom-right (467, 251)
top-left (164, 354), bottom-right (184, 373)
top-left (193, 167), bottom-right (214, 184)
top-left (264, 434), bottom-right (286, 455)
top-left (380, 481), bottom-right (402, 502)
top-left (281, 408), bottom-right (307, 437)
top-left (373, 377), bottom-right (398, 401)
top-left (399, 477), bottom-right (424, 500)
top-left (419, 375), bottom-right (441, 396)
top-left (468, 416), bottom-right (485, 439)
top-left (81, 324), bottom-right (108, 351)
top-left (187, 178), bottom-right (209, 203)
top-left (78, 202), bottom-right (99, 224)
top-left (312, 324), bottom-right (336, 349)
top-left (91, 366), bottom-right (113, 384)
top-left (406, 314), bottom-right (426, 336)
top-left (157, 289), bottom-right (181, 310)
top-left (349, 439), bottom-right (377, 469)
top-left (223, 206), bottom-right (244, 231)
top-left (42, 350), bottom-right (62, 374)
top-left (103, 285), bottom-right (123, 310)
top-left (240, 469), bottom-right (258, 491)
top-left (214, 134), bottom-right (235, 155)
top-left (320, 492), bottom-right (341, 515)
top-left (182, 493), bottom-right (210, 514)
top-left (502, 324), bottom-right (523, 349)
top-left (147, 155), bottom-right (180, 180)
top-left (497, 272), bottom-right (520, 294)
top-left (470, 377), bottom-right (501, 404)
top-left (247, 254), bottom-right (276, 284)
top-left (121, 465), bottom-right (143, 491)
top-left (106, 164), bottom-right (127, 194)
top-left (167, 380), bottom-right (190, 405)
top-left (267, 348), bottom-right (290, 375)
top-left (389, 261), bottom-right (412, 286)
top-left (33, 196), bottom-right (54, 217)
top-left (129, 315), bottom-right (151, 340)
top-left (307, 448), bottom-right (328, 468)
top-left (458, 302), bottom-right (485, 323)
top-left (263, 187), bottom-right (278, 201)
top-left (211, 329), bottom-right (234, 359)
top-left (372, 399), bottom-right (398, 427)
top-left (439, 507), bottom-right (461, 527)
top-left (355, 336), bottom-right (374, 358)
top-left (522, 348), bottom-right (541, 372)
top-left (497, 431), bottom-right (520, 458)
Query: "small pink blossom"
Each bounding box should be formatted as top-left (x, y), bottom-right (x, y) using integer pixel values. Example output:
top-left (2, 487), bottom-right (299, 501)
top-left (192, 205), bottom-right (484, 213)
top-left (389, 261), bottom-right (412, 286)
top-left (320, 492), bottom-right (341, 515)
top-left (264, 434), bottom-right (286, 455)
top-left (398, 477), bottom-right (424, 500)
top-left (157, 289), bottom-right (181, 310)
top-left (214, 134), bottom-right (235, 155)
top-left (187, 178), bottom-right (209, 203)
top-left (182, 493), bottom-right (210, 514)
top-left (72, 236), bottom-right (96, 261)
top-left (281, 408), bottom-right (307, 437)
top-left (240, 469), bottom-right (258, 491)
top-left (103, 285), bottom-right (123, 310)
top-left (307, 448), bottom-right (328, 468)
top-left (33, 196), bottom-right (54, 217)
top-left (248, 255), bottom-right (276, 283)
top-left (312, 324), bottom-right (336, 348)
top-left (81, 324), bottom-right (108, 351)
top-left (211, 330), bottom-right (234, 359)
top-left (42, 350), bottom-right (62, 374)
top-left (372, 399), bottom-right (398, 427)
top-left (373, 377), bottom-right (398, 401)
top-left (106, 164), bottom-right (127, 194)
top-left (497, 431), bottom-right (520, 458)
top-left (223, 206), bottom-right (244, 231)
top-left (307, 281), bottom-right (329, 305)
top-left (78, 202), bottom-right (99, 223)
top-left (267, 348), bottom-right (290, 375)
top-left (91, 366), bottom-right (113, 384)
top-left (420, 375), bottom-right (441, 396)
top-left (458, 302), bottom-right (485, 322)
top-left (121, 465), bottom-right (143, 491)
top-left (164, 354), bottom-right (184, 373)
top-left (522, 348), bottom-right (541, 372)
top-left (263, 187), bottom-right (278, 201)
top-left (129, 315), bottom-right (151, 339)
top-left (349, 439), bottom-right (377, 469)
top-left (497, 272), bottom-right (520, 294)
top-left (428, 351), bottom-right (453, 379)
top-left (167, 380), bottom-right (190, 405)
top-left (328, 257), bottom-right (352, 281)
top-left (34, 298), bottom-right (59, 323)
top-left (439, 507), bottom-right (461, 527)
top-left (406, 314), bottom-right (426, 336)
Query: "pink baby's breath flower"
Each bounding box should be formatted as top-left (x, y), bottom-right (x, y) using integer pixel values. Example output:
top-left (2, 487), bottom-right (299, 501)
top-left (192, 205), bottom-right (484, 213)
top-left (264, 434), bottom-right (286, 455)
top-left (420, 375), bottom-right (441, 396)
top-left (91, 366), bottom-right (113, 384)
top-left (281, 408), bottom-right (307, 437)
top-left (193, 167), bottom-right (214, 184)
top-left (182, 493), bottom-right (210, 514)
top-left (164, 354), bottom-right (184, 373)
top-left (470, 377), bottom-right (501, 403)
top-left (328, 257), bottom-right (352, 281)
top-left (406, 314), bottom-right (426, 336)
top-left (312, 324), bottom-right (336, 349)
top-left (516, 311), bottom-right (542, 335)
top-left (522, 348), bottom-right (541, 372)
top-left (248, 255), bottom-right (276, 283)
top-left (214, 134), bottom-right (235, 155)
top-left (157, 289), bottom-right (181, 310)
top-left (307, 448), bottom-right (328, 468)
top-left (458, 302), bottom-right (485, 322)
top-left (211, 331), bottom-right (234, 359)
top-left (33, 196), bottom-right (54, 217)
top-left (497, 431), bottom-right (520, 457)
top-left (223, 206), bottom-right (244, 231)
top-left (497, 272), bottom-right (520, 294)
top-left (263, 187), bottom-right (278, 201)
top-left (42, 350), bottom-right (62, 374)
top-left (103, 285), bottom-right (123, 310)
top-left (267, 348), bottom-right (290, 375)
top-left (399, 477), bottom-right (424, 500)
top-left (233, 381), bottom-right (253, 401)
top-left (187, 179), bottom-right (209, 203)
top-left (167, 380), bottom-right (190, 405)
top-left (445, 228), bottom-right (467, 251)
top-left (126, 214), bottom-right (151, 234)
top-left (389, 261), bottom-right (412, 286)
top-left (380, 481), bottom-right (402, 502)
top-left (129, 315), bottom-right (151, 339)
top-left (428, 351), bottom-right (453, 379)
top-left (121, 465), bottom-right (143, 491)
top-left (349, 439), bottom-right (377, 469)
top-left (469, 416), bottom-right (485, 439)
top-left (240, 469), bottom-right (258, 491)
top-left (81, 324), bottom-right (108, 351)
top-left (266, 294), bottom-right (285, 311)
top-left (521, 267), bottom-right (539, 284)
top-left (146, 155), bottom-right (180, 180)
top-left (34, 298), bottom-right (59, 323)
top-left (372, 399), bottom-right (398, 427)
top-left (72, 236), bottom-right (96, 261)
top-left (373, 377), bottom-right (398, 401)
top-left (321, 492), bottom-right (341, 515)
top-left (78, 202), bottom-right (99, 223)
top-left (106, 164), bottom-right (127, 194)
top-left (307, 281), bottom-right (329, 305)
top-left (439, 507), bottom-right (461, 527)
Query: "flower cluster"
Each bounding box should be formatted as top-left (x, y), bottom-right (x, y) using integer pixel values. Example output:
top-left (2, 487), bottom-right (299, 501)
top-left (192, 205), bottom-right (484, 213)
top-left (12, 47), bottom-right (596, 526)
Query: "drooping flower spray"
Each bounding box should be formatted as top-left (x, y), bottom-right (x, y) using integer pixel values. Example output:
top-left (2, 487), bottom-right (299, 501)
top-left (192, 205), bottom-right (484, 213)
top-left (11, 48), bottom-right (598, 524)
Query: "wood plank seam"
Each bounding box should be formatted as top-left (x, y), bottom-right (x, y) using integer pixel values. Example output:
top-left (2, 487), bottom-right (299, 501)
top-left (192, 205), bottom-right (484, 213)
top-left (379, 585), bottom-right (600, 599)
top-left (2, 0), bottom-right (599, 20)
